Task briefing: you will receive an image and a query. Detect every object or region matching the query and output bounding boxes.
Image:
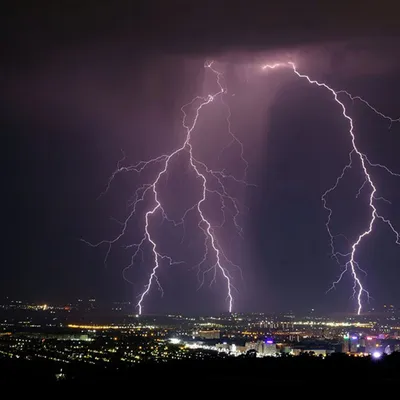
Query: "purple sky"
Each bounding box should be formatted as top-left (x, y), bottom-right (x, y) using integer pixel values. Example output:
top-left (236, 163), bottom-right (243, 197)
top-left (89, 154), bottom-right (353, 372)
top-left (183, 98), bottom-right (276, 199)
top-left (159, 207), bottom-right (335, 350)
top-left (2, 2), bottom-right (400, 314)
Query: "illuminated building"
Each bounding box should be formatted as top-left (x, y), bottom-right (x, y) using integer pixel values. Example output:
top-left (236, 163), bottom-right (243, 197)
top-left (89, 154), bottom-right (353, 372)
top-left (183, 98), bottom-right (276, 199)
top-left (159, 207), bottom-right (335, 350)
top-left (243, 340), bottom-right (277, 356)
top-left (350, 336), bottom-right (359, 353)
top-left (245, 341), bottom-right (256, 351)
top-left (342, 335), bottom-right (350, 353)
top-left (365, 337), bottom-right (378, 354)
top-left (291, 348), bottom-right (330, 357)
top-left (196, 330), bottom-right (220, 340)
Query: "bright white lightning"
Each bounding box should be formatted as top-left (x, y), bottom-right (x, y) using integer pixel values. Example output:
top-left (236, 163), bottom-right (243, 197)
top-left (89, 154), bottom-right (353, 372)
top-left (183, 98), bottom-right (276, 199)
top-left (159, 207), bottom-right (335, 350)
top-left (337, 90), bottom-right (400, 129)
top-left (262, 61), bottom-right (400, 314)
top-left (84, 58), bottom-right (400, 317)
top-left (83, 61), bottom-right (248, 315)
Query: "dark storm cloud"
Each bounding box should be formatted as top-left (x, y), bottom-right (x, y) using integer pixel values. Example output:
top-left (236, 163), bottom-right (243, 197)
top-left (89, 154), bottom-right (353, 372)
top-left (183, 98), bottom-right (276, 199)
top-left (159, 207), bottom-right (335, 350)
top-left (4, 1), bottom-right (400, 122)
top-left (4, 1), bottom-right (399, 64)
top-left (4, 1), bottom-right (399, 99)
top-left (291, 39), bottom-right (400, 79)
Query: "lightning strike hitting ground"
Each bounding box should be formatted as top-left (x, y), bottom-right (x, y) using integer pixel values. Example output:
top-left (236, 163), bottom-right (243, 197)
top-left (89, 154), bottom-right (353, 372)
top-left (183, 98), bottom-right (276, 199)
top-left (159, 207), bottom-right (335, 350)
top-left (84, 58), bottom-right (400, 316)
top-left (83, 61), bottom-right (250, 314)
top-left (262, 61), bottom-right (400, 314)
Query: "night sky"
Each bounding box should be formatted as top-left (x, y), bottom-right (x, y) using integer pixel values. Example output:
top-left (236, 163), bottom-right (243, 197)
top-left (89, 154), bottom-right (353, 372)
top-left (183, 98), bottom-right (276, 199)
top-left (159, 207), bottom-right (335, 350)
top-left (2, 2), bottom-right (400, 315)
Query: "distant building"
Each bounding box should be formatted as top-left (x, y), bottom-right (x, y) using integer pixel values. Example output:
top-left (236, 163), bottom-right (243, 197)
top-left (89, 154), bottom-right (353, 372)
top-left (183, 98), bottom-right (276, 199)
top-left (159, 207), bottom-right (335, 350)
top-left (342, 336), bottom-right (350, 353)
top-left (244, 340), bottom-right (277, 356)
top-left (291, 348), bottom-right (331, 357)
top-left (15, 332), bottom-right (89, 341)
top-left (364, 337), bottom-right (379, 354)
top-left (256, 341), bottom-right (277, 356)
top-left (350, 336), bottom-right (359, 353)
top-left (196, 330), bottom-right (220, 340)
top-left (235, 345), bottom-right (247, 353)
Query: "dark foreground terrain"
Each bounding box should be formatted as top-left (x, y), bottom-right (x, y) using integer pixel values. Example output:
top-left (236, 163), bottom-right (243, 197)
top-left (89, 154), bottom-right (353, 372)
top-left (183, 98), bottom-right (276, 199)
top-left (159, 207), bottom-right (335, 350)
top-left (1, 352), bottom-right (400, 393)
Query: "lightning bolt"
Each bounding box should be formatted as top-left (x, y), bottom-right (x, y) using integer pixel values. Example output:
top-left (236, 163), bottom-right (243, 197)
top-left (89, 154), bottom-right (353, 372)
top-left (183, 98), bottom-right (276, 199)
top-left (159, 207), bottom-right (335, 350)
top-left (84, 57), bottom-right (399, 317)
top-left (337, 91), bottom-right (400, 129)
top-left (83, 61), bottom-right (250, 315)
top-left (262, 61), bottom-right (400, 314)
